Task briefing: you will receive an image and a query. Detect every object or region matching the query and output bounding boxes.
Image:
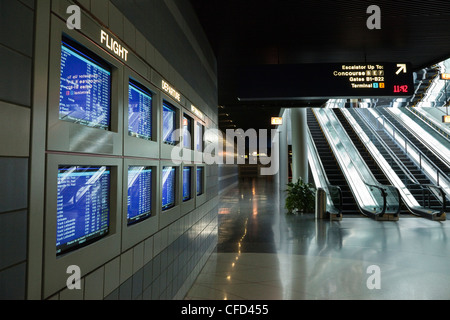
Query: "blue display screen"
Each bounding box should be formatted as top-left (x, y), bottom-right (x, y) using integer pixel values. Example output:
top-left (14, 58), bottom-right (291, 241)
top-left (183, 115), bottom-right (192, 149)
top-left (197, 167), bottom-right (204, 196)
top-left (183, 167), bottom-right (191, 202)
top-left (128, 81), bottom-right (152, 140)
top-left (59, 38), bottom-right (111, 130)
top-left (162, 102), bottom-right (176, 145)
top-left (162, 167), bottom-right (176, 210)
top-left (56, 166), bottom-right (110, 255)
top-left (127, 166), bottom-right (152, 225)
top-left (196, 123), bottom-right (203, 152)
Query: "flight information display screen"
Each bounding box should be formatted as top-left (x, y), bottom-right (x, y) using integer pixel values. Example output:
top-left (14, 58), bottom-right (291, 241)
top-left (162, 166), bottom-right (176, 210)
top-left (197, 167), bottom-right (204, 196)
top-left (196, 123), bottom-right (203, 152)
top-left (127, 166), bottom-right (152, 225)
top-left (183, 115), bottom-right (192, 149)
top-left (56, 166), bottom-right (110, 255)
top-left (163, 102), bottom-right (176, 145)
top-left (182, 167), bottom-right (191, 202)
top-left (59, 38), bottom-right (111, 130)
top-left (128, 80), bottom-right (152, 140)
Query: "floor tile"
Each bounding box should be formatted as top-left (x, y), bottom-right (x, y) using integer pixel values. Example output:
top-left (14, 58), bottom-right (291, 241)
top-left (185, 177), bottom-right (450, 300)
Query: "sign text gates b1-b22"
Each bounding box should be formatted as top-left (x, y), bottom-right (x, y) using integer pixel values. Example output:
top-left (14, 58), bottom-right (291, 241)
top-left (238, 62), bottom-right (414, 101)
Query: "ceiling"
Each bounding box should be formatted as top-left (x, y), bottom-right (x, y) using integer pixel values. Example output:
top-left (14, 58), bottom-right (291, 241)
top-left (189, 0), bottom-right (450, 130)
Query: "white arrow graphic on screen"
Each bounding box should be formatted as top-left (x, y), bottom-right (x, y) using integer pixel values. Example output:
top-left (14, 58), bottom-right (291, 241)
top-left (396, 64), bottom-right (407, 75)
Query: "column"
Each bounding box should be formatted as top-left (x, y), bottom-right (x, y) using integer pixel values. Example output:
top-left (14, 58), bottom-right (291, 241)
top-left (278, 110), bottom-right (289, 192)
top-left (290, 108), bottom-right (308, 183)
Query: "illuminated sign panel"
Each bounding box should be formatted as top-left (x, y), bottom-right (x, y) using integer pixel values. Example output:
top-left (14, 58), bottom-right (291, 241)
top-left (100, 30), bottom-right (128, 61)
top-left (238, 63), bottom-right (413, 100)
top-left (443, 115), bottom-right (450, 123)
top-left (191, 104), bottom-right (205, 121)
top-left (441, 73), bottom-right (450, 80)
top-left (162, 80), bottom-right (181, 102)
top-left (271, 117), bottom-right (283, 125)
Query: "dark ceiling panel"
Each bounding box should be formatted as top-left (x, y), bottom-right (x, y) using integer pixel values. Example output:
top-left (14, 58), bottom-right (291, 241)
top-left (190, 0), bottom-right (450, 130)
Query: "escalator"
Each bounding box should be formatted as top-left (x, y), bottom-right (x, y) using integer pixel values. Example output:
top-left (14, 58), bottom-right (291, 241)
top-left (376, 130), bottom-right (443, 208)
top-left (307, 108), bottom-right (359, 215)
top-left (345, 109), bottom-right (447, 220)
top-left (407, 107), bottom-right (450, 141)
top-left (334, 109), bottom-right (390, 187)
top-left (369, 108), bottom-right (450, 200)
top-left (376, 108), bottom-right (450, 174)
top-left (311, 108), bottom-right (401, 220)
top-left (333, 109), bottom-right (408, 215)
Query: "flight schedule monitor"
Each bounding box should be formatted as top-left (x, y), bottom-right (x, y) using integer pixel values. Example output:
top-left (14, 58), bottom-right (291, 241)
top-left (162, 167), bottom-right (176, 210)
top-left (183, 115), bottom-right (192, 149)
top-left (196, 123), bottom-right (203, 152)
top-left (56, 166), bottom-right (110, 255)
top-left (59, 38), bottom-right (112, 130)
top-left (183, 167), bottom-right (191, 202)
top-left (162, 102), bottom-right (176, 145)
top-left (128, 80), bottom-right (152, 140)
top-left (127, 166), bottom-right (152, 225)
top-left (197, 167), bottom-right (204, 196)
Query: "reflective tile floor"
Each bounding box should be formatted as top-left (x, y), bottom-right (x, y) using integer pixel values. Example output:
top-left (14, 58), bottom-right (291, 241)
top-left (185, 177), bottom-right (450, 300)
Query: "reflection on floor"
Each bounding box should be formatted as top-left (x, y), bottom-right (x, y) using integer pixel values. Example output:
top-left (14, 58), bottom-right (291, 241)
top-left (185, 177), bottom-right (450, 300)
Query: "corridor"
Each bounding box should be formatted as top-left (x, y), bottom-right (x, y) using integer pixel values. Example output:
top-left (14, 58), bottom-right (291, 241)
top-left (186, 177), bottom-right (450, 300)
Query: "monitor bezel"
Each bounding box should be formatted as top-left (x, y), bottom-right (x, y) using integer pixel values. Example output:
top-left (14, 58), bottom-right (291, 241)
top-left (181, 110), bottom-right (196, 164)
top-left (182, 165), bottom-right (192, 202)
top-left (47, 17), bottom-right (124, 156)
top-left (195, 121), bottom-right (205, 153)
top-left (162, 101), bottom-right (178, 146)
top-left (126, 166), bottom-right (153, 225)
top-left (181, 164), bottom-right (195, 215)
top-left (159, 162), bottom-right (181, 228)
top-left (56, 165), bottom-right (112, 256)
top-left (193, 119), bottom-right (206, 165)
top-left (122, 159), bottom-right (159, 251)
top-left (160, 94), bottom-right (182, 160)
top-left (124, 69), bottom-right (160, 159)
top-left (196, 165), bottom-right (207, 207)
top-left (59, 36), bottom-right (113, 131)
top-left (44, 153), bottom-right (122, 298)
top-left (128, 80), bottom-right (153, 141)
top-left (161, 166), bottom-right (177, 211)
top-left (182, 113), bottom-right (193, 150)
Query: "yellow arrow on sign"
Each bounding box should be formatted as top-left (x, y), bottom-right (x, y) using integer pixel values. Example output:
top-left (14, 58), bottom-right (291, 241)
top-left (396, 64), bottom-right (407, 75)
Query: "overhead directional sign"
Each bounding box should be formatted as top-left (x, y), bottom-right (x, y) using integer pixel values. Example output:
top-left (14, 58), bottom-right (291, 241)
top-left (396, 64), bottom-right (407, 75)
top-left (238, 62), bottom-right (414, 101)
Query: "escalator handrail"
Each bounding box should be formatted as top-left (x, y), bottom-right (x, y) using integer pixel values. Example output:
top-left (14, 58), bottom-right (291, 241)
top-left (363, 182), bottom-right (387, 216)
